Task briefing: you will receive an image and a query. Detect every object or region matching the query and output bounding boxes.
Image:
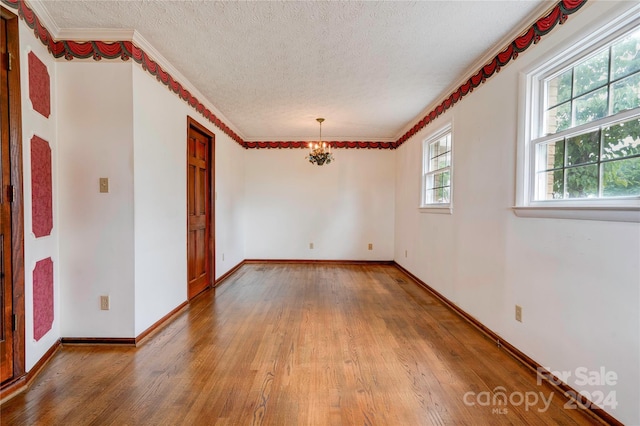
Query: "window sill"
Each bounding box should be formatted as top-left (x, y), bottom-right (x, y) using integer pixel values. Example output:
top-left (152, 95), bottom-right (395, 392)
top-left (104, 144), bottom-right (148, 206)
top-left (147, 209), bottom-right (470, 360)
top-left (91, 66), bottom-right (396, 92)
top-left (419, 205), bottom-right (452, 215)
top-left (512, 205), bottom-right (640, 222)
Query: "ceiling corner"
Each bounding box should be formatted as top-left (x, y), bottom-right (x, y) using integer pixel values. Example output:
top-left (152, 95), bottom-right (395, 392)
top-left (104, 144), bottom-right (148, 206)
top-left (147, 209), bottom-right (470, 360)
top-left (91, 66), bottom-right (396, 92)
top-left (25, 0), bottom-right (60, 38)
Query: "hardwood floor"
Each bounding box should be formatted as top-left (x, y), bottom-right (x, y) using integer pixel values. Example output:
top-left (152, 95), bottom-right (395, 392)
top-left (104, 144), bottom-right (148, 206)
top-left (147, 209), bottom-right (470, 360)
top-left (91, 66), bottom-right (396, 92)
top-left (1, 264), bottom-right (599, 425)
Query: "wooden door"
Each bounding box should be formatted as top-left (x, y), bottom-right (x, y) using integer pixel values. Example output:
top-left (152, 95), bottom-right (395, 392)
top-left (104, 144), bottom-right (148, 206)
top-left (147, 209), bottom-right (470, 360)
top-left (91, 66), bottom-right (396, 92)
top-left (0, 13), bottom-right (13, 383)
top-left (0, 6), bottom-right (23, 388)
top-left (187, 119), bottom-right (214, 299)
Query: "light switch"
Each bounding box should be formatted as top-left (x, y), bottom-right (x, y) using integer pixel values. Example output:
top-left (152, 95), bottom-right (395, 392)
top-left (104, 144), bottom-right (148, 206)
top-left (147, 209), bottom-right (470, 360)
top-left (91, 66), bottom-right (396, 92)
top-left (99, 177), bottom-right (109, 193)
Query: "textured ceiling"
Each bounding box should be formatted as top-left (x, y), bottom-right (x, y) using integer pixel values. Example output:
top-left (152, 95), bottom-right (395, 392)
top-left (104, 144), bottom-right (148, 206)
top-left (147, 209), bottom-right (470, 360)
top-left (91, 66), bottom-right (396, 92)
top-left (38, 0), bottom-right (550, 141)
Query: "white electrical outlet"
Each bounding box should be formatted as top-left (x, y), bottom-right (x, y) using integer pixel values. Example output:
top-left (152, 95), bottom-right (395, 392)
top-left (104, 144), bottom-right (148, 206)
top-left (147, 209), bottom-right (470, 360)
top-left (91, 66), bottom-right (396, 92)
top-left (99, 177), bottom-right (109, 193)
top-left (309, 242), bottom-right (314, 249)
top-left (515, 305), bottom-right (522, 322)
top-left (100, 295), bottom-right (110, 310)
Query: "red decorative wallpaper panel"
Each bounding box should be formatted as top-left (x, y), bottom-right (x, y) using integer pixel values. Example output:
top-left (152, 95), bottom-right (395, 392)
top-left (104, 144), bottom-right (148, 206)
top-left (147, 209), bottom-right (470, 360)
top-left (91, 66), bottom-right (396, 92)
top-left (28, 51), bottom-right (51, 118)
top-left (31, 135), bottom-right (53, 237)
top-left (33, 257), bottom-right (54, 342)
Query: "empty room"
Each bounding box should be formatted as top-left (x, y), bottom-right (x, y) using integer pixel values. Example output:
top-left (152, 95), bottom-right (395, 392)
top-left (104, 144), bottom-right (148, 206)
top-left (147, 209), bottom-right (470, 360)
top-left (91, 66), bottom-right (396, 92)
top-left (1, 0), bottom-right (639, 424)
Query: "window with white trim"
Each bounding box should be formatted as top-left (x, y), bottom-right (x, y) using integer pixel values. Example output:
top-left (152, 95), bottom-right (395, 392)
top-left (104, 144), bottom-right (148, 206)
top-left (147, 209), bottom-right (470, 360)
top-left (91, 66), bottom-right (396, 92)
top-left (519, 12), bottom-right (640, 221)
top-left (421, 126), bottom-right (452, 209)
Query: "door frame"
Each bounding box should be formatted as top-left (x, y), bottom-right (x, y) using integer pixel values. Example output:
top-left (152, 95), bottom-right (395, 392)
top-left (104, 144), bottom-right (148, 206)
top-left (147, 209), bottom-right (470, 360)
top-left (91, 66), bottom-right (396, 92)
top-left (186, 116), bottom-right (215, 298)
top-left (1, 5), bottom-right (25, 387)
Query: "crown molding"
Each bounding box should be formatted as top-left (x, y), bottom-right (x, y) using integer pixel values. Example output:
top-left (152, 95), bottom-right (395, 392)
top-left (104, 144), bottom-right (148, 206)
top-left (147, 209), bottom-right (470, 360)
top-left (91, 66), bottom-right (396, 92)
top-left (393, 0), bottom-right (589, 148)
top-left (24, 0), bottom-right (59, 37)
top-left (6, 0), bottom-right (592, 150)
top-left (243, 140), bottom-right (395, 149)
top-left (8, 0), bottom-right (247, 145)
top-left (57, 28), bottom-right (135, 42)
top-left (243, 137), bottom-right (396, 143)
top-left (130, 30), bottom-right (245, 141)
top-left (394, 1), bottom-right (561, 142)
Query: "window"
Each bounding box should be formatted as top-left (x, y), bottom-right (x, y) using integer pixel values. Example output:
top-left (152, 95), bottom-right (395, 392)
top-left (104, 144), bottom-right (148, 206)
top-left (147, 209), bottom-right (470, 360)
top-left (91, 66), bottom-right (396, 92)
top-left (421, 125), bottom-right (452, 212)
top-left (542, 29), bottom-right (640, 136)
top-left (535, 117), bottom-right (640, 201)
top-left (517, 10), bottom-right (640, 222)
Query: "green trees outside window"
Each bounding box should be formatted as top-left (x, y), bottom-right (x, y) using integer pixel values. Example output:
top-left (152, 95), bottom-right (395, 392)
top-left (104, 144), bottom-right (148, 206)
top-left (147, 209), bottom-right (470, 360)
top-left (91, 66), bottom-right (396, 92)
top-left (534, 26), bottom-right (640, 201)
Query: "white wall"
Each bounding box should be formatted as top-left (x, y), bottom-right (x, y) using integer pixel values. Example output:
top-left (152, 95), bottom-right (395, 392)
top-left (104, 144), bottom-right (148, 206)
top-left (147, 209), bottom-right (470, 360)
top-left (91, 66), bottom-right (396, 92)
top-left (132, 66), bottom-right (246, 335)
top-left (214, 119), bottom-right (246, 278)
top-left (244, 148), bottom-right (394, 260)
top-left (394, 2), bottom-right (640, 424)
top-left (56, 61), bottom-right (247, 339)
top-left (19, 21), bottom-right (61, 370)
top-left (131, 66), bottom-right (187, 336)
top-left (57, 61), bottom-right (136, 338)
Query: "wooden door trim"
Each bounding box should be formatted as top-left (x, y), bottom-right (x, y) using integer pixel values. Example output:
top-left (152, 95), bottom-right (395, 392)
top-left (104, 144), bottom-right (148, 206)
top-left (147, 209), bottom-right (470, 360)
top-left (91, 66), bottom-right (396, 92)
top-left (187, 116), bottom-right (215, 298)
top-left (1, 5), bottom-right (25, 387)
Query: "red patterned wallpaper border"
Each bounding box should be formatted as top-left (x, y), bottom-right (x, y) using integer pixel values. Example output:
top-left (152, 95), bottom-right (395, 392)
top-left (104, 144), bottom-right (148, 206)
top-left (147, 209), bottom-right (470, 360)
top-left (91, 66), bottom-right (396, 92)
top-left (2, 0), bottom-right (247, 146)
top-left (393, 0), bottom-right (587, 148)
top-left (1, 0), bottom-right (587, 149)
top-left (244, 140), bottom-right (394, 149)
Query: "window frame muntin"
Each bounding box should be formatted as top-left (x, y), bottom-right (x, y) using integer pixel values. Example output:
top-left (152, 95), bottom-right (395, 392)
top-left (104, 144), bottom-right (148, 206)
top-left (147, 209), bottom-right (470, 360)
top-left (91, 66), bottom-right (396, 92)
top-left (425, 135), bottom-right (451, 204)
top-left (420, 123), bottom-right (453, 212)
top-left (541, 37), bottom-right (640, 137)
top-left (532, 111), bottom-right (640, 201)
top-left (538, 26), bottom-right (640, 138)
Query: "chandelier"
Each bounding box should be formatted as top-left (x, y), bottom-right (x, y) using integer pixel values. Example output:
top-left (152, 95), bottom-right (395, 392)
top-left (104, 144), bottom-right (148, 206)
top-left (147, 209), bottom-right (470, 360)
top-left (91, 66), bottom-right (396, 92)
top-left (306, 118), bottom-right (334, 166)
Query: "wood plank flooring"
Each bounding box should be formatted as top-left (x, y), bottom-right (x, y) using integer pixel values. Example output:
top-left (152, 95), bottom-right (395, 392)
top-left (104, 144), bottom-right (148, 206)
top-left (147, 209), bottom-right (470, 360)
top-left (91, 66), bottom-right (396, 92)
top-left (1, 264), bottom-right (599, 425)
